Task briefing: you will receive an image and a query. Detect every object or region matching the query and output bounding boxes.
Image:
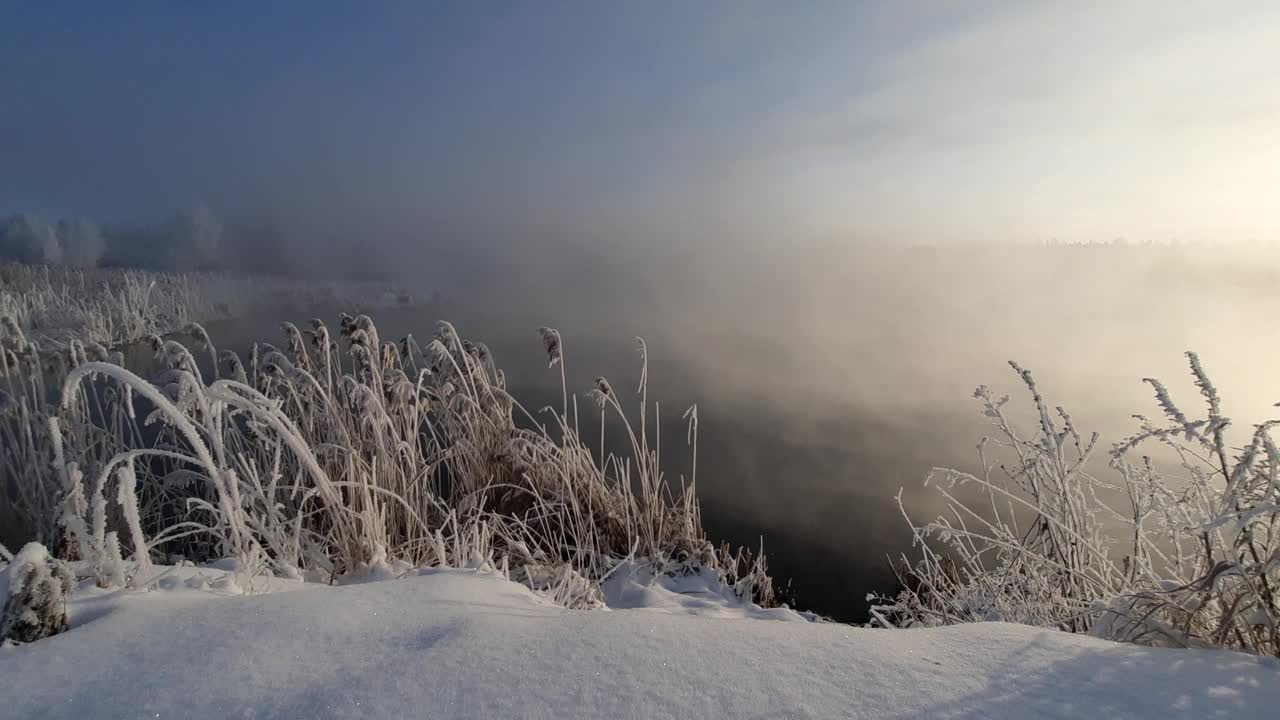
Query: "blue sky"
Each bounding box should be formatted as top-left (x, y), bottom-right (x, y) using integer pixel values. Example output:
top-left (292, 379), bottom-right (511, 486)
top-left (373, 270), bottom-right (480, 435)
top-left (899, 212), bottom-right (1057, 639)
top-left (3, 2), bottom-right (1278, 245)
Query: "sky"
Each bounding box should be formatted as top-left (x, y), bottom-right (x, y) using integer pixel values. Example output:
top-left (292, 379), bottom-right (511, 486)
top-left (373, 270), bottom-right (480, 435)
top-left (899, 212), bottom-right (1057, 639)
top-left (4, 1), bottom-right (1279, 253)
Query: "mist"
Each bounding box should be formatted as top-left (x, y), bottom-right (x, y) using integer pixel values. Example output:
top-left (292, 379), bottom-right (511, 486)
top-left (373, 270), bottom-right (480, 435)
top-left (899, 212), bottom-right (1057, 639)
top-left (145, 231), bottom-right (1277, 618)
top-left (5, 2), bottom-right (1280, 619)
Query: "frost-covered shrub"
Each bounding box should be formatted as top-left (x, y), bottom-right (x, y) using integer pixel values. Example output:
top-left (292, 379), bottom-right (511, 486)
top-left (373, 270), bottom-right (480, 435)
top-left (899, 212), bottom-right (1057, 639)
top-left (0, 543), bottom-right (75, 645)
top-left (875, 355), bottom-right (1280, 657)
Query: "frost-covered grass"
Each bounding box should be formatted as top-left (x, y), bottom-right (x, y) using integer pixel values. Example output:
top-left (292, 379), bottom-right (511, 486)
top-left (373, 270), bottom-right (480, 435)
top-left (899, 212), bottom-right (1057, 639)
top-left (0, 311), bottom-right (774, 614)
top-left (0, 263), bottom-right (213, 350)
top-left (875, 357), bottom-right (1280, 657)
top-left (0, 262), bottom-right (412, 350)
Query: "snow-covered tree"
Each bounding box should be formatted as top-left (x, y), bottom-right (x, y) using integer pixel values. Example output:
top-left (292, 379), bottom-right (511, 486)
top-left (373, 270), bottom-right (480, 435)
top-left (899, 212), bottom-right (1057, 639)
top-left (0, 214), bottom-right (62, 264)
top-left (167, 205), bottom-right (222, 271)
top-left (56, 219), bottom-right (106, 268)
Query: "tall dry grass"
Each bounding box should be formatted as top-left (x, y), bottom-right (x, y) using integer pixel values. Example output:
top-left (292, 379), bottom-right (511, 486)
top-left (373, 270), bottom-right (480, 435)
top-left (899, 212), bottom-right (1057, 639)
top-left (0, 308), bottom-right (774, 609)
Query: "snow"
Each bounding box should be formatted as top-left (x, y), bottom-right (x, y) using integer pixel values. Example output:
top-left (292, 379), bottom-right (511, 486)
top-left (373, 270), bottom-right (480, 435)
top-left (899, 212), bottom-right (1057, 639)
top-left (1, 565), bottom-right (1278, 719)
top-left (2, 543), bottom-right (55, 597)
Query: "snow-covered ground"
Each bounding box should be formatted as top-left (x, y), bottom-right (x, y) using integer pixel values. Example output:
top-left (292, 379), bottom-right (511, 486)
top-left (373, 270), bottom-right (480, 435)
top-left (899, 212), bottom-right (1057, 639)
top-left (2, 565), bottom-right (1277, 720)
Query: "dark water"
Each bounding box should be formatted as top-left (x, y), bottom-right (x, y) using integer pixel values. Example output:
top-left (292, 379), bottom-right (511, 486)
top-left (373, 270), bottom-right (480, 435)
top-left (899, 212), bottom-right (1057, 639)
top-left (122, 246), bottom-right (1280, 621)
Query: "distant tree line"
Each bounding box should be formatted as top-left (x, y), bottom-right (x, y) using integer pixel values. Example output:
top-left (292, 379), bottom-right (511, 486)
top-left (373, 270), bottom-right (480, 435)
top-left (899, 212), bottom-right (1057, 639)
top-left (1040, 237), bottom-right (1279, 249)
top-left (0, 207), bottom-right (400, 281)
top-left (0, 206), bottom-right (224, 271)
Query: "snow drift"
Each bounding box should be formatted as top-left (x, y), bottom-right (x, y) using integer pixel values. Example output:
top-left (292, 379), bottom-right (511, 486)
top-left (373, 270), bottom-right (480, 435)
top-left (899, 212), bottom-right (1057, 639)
top-left (1, 566), bottom-right (1277, 720)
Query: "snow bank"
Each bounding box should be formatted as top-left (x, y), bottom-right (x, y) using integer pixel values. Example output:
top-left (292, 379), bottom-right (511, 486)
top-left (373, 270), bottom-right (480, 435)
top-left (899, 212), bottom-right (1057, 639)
top-left (1, 567), bottom-right (1277, 719)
